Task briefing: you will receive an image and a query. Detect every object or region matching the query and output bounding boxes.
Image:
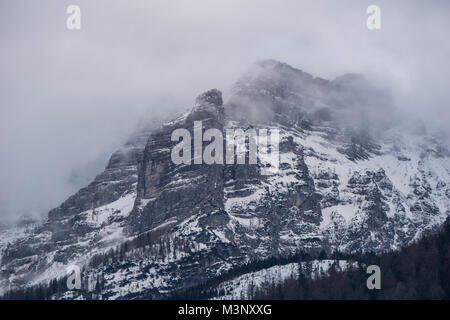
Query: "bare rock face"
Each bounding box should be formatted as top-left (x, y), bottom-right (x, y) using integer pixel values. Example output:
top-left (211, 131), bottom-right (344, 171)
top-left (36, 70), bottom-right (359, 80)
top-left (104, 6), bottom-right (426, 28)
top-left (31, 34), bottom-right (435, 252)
top-left (1, 60), bottom-right (449, 298)
top-left (130, 89), bottom-right (226, 232)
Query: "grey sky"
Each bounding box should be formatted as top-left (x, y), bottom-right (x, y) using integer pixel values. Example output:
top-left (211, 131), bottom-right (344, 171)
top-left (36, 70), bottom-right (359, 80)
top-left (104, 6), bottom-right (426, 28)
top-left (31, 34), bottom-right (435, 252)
top-left (0, 0), bottom-right (449, 222)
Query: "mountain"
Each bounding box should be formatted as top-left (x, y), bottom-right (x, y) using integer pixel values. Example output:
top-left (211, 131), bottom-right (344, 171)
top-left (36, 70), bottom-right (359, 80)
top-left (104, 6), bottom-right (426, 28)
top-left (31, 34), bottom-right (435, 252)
top-left (250, 218), bottom-right (450, 300)
top-left (0, 60), bottom-right (448, 299)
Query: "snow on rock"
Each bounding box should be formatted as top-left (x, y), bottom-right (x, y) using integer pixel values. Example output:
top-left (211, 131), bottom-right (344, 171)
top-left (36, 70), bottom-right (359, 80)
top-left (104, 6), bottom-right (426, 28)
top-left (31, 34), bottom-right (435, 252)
top-left (212, 260), bottom-right (356, 300)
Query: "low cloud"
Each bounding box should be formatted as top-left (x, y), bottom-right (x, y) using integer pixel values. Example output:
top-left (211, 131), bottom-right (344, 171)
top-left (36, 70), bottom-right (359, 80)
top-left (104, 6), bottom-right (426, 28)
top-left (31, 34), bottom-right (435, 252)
top-left (1, 0), bottom-right (449, 222)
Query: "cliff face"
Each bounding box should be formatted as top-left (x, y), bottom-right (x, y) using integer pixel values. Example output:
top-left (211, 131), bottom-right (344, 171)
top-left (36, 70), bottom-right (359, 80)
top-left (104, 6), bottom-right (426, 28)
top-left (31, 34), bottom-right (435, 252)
top-left (1, 60), bottom-right (449, 298)
top-left (130, 89), bottom-right (226, 234)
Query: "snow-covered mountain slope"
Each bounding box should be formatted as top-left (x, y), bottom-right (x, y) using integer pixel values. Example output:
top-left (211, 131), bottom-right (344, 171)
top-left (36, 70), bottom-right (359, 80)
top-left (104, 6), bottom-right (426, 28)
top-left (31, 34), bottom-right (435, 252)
top-left (0, 218), bottom-right (39, 262)
top-left (0, 130), bottom-right (151, 295)
top-left (0, 60), bottom-right (448, 299)
top-left (211, 260), bottom-right (356, 300)
top-left (302, 125), bottom-right (449, 252)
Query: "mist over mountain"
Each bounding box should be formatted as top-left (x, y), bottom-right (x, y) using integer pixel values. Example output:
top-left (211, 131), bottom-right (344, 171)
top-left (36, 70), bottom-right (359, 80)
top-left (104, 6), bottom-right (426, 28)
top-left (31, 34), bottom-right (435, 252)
top-left (1, 0), bottom-right (450, 223)
top-left (0, 60), bottom-right (448, 299)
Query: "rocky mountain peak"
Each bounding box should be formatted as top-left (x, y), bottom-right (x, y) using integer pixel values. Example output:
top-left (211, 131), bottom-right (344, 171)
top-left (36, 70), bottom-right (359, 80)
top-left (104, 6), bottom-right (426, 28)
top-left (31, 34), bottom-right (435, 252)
top-left (189, 89), bottom-right (224, 123)
top-left (252, 59), bottom-right (316, 80)
top-left (235, 59), bottom-right (324, 92)
top-left (194, 89), bottom-right (223, 108)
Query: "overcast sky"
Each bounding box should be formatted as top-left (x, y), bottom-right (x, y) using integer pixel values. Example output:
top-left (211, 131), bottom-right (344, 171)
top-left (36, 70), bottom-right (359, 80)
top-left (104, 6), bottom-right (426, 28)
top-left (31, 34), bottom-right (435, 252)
top-left (0, 0), bottom-right (449, 223)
